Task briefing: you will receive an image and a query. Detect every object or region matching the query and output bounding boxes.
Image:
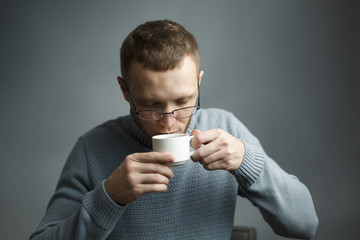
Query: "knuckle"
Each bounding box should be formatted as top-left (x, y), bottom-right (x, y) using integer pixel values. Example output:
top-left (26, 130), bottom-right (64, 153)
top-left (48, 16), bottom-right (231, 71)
top-left (224, 150), bottom-right (232, 158)
top-left (219, 137), bottom-right (229, 147)
top-left (200, 159), bottom-right (207, 166)
top-left (160, 184), bottom-right (168, 192)
top-left (167, 171), bottom-right (174, 180)
top-left (133, 186), bottom-right (142, 197)
top-left (200, 158), bottom-right (209, 166)
top-left (124, 161), bottom-right (136, 174)
top-left (124, 155), bottom-right (137, 166)
top-left (169, 169), bottom-right (174, 178)
top-left (215, 128), bottom-right (223, 134)
top-left (125, 154), bottom-right (135, 162)
top-left (162, 167), bottom-right (173, 179)
top-left (224, 158), bottom-right (232, 166)
top-left (204, 164), bottom-right (213, 171)
top-left (197, 150), bottom-right (204, 159)
top-left (155, 174), bottom-right (166, 184)
top-left (163, 178), bottom-right (170, 185)
top-left (153, 184), bottom-right (166, 192)
top-left (126, 174), bottom-right (136, 187)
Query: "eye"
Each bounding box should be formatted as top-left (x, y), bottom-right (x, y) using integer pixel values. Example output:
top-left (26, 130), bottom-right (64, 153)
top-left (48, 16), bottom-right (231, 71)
top-left (177, 95), bottom-right (193, 102)
top-left (143, 103), bottom-right (155, 107)
top-left (176, 100), bottom-right (188, 104)
top-left (138, 101), bottom-right (160, 109)
top-left (175, 100), bottom-right (189, 106)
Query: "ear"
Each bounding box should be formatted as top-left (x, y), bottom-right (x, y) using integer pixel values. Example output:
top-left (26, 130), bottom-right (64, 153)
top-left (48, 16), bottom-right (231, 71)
top-left (198, 70), bottom-right (204, 85)
top-left (117, 76), bottom-right (130, 102)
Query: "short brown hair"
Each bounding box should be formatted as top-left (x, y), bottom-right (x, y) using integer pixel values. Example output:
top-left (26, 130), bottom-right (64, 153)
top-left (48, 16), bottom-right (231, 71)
top-left (120, 20), bottom-right (200, 80)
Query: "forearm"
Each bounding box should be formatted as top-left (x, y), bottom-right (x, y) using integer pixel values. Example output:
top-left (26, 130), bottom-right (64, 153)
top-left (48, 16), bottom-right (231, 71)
top-left (233, 142), bottom-right (318, 239)
top-left (30, 182), bottom-right (126, 240)
top-left (31, 138), bottom-right (127, 240)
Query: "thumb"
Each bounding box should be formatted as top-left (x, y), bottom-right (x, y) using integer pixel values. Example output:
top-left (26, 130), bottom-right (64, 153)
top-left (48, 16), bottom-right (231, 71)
top-left (190, 129), bottom-right (202, 150)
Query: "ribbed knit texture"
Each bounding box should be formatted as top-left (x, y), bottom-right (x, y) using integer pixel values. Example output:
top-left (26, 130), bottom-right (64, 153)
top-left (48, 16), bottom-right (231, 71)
top-left (30, 108), bottom-right (318, 240)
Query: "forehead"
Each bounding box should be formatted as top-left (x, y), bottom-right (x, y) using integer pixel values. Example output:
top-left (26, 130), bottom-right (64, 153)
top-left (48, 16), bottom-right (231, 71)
top-left (127, 56), bottom-right (198, 99)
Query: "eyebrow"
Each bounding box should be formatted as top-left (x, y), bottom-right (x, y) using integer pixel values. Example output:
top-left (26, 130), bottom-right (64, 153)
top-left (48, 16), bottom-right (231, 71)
top-left (136, 92), bottom-right (197, 105)
top-left (175, 93), bottom-right (196, 101)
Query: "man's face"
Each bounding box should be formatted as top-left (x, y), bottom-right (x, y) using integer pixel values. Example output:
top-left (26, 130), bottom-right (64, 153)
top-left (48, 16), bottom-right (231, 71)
top-left (119, 56), bottom-right (203, 139)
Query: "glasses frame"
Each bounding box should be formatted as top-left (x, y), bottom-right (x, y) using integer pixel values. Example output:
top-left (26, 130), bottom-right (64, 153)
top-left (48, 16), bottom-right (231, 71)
top-left (124, 80), bottom-right (200, 121)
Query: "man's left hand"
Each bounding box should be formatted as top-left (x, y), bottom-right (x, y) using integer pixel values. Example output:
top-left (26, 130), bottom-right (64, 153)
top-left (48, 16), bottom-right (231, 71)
top-left (190, 129), bottom-right (245, 172)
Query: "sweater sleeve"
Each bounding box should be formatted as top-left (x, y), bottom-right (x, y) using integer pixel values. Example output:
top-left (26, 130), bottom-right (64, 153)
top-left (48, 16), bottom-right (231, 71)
top-left (228, 114), bottom-right (318, 239)
top-left (30, 139), bottom-right (126, 240)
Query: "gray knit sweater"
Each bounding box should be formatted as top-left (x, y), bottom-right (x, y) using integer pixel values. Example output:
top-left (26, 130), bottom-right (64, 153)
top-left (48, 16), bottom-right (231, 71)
top-left (30, 108), bottom-right (318, 239)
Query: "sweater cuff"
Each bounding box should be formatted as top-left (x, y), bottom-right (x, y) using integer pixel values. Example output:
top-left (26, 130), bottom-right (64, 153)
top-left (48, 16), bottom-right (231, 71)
top-left (233, 141), bottom-right (264, 187)
top-left (82, 180), bottom-right (126, 230)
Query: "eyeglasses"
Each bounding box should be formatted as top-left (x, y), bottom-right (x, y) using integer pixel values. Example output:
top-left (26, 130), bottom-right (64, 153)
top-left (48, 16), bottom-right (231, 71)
top-left (124, 81), bottom-right (200, 121)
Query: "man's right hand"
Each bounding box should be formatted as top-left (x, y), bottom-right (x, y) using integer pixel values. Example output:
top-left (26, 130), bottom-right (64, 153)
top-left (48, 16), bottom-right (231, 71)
top-left (104, 152), bottom-right (175, 206)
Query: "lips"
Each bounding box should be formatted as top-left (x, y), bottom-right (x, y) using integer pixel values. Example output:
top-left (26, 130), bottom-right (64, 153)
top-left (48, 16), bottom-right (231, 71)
top-left (156, 131), bottom-right (180, 135)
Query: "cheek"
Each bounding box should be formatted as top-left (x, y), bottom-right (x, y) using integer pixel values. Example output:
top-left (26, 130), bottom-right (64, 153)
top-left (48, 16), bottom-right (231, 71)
top-left (139, 121), bottom-right (157, 131)
top-left (179, 118), bottom-right (189, 126)
top-left (179, 118), bottom-right (192, 130)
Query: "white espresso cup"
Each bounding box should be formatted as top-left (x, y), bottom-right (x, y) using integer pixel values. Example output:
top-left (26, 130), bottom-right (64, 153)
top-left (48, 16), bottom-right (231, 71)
top-left (152, 133), bottom-right (194, 167)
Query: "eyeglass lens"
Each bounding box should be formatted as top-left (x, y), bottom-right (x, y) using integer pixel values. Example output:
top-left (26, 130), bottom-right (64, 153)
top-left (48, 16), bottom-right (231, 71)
top-left (138, 107), bottom-right (197, 120)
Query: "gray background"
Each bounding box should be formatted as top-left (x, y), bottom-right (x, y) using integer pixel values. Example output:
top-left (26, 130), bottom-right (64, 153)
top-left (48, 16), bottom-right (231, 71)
top-left (1, 0), bottom-right (359, 239)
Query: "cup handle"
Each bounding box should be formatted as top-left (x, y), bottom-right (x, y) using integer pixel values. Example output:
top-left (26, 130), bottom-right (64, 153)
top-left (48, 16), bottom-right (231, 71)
top-left (189, 135), bottom-right (195, 158)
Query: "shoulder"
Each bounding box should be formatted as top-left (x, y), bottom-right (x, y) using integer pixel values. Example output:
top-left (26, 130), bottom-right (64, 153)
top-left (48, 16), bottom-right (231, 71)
top-left (80, 115), bottom-right (130, 141)
top-left (197, 108), bottom-right (235, 120)
top-left (195, 108), bottom-right (260, 147)
top-left (194, 108), bottom-right (239, 130)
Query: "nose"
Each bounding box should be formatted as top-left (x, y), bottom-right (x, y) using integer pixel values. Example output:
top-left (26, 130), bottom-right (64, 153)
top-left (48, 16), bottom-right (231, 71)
top-left (159, 111), bottom-right (176, 128)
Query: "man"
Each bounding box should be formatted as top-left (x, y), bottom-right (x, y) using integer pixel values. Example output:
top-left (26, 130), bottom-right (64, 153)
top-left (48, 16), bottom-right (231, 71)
top-left (31, 20), bottom-right (318, 239)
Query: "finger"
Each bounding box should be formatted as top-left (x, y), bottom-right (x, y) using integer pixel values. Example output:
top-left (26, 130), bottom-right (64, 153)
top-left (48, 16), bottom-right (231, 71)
top-left (137, 162), bottom-right (174, 179)
top-left (191, 129), bottom-right (201, 149)
top-left (191, 129), bottom-right (222, 149)
top-left (200, 147), bottom-right (241, 172)
top-left (199, 148), bottom-right (225, 166)
top-left (138, 183), bottom-right (168, 194)
top-left (131, 152), bottom-right (175, 164)
top-left (191, 139), bottom-right (220, 162)
top-left (203, 159), bottom-right (233, 171)
top-left (191, 129), bottom-right (201, 136)
top-left (140, 173), bottom-right (171, 185)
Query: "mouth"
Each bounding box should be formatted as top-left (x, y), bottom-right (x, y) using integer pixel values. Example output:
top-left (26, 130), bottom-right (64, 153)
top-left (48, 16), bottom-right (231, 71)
top-left (155, 131), bottom-right (181, 135)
